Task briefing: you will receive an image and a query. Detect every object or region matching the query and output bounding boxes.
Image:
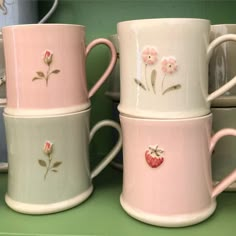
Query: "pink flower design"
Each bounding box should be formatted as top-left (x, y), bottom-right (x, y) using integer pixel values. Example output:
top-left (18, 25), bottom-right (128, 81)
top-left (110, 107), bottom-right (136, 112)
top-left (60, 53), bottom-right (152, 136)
top-left (38, 141), bottom-right (62, 180)
top-left (43, 141), bottom-right (53, 155)
top-left (43, 50), bottom-right (53, 66)
top-left (142, 47), bottom-right (158, 65)
top-left (33, 49), bottom-right (60, 86)
top-left (161, 56), bottom-right (178, 74)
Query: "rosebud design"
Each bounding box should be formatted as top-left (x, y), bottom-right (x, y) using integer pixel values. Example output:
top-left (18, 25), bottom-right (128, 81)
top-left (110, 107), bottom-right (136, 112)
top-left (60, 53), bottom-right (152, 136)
top-left (32, 49), bottom-right (60, 86)
top-left (43, 50), bottom-right (53, 66)
top-left (38, 141), bottom-right (62, 180)
top-left (145, 145), bottom-right (164, 168)
top-left (43, 141), bottom-right (53, 155)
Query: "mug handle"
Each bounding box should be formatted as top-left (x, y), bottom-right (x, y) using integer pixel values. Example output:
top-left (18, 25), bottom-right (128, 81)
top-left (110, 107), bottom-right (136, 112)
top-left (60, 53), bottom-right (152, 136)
top-left (210, 128), bottom-right (236, 198)
top-left (38, 0), bottom-right (58, 24)
top-left (86, 38), bottom-right (117, 98)
top-left (89, 120), bottom-right (122, 179)
top-left (207, 34), bottom-right (236, 102)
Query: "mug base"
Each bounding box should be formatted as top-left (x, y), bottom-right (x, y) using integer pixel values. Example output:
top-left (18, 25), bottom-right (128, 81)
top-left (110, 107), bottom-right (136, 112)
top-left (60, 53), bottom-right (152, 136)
top-left (5, 186), bottom-right (93, 215)
top-left (120, 195), bottom-right (216, 227)
top-left (4, 103), bottom-right (91, 117)
top-left (118, 106), bottom-right (210, 119)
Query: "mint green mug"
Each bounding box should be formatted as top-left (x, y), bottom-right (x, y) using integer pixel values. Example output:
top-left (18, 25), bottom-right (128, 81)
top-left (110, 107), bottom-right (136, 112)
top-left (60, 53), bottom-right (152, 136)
top-left (3, 109), bottom-right (122, 214)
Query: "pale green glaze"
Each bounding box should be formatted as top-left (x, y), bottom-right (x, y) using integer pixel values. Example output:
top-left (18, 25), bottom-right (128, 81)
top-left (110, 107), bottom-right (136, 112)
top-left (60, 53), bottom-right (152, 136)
top-left (4, 110), bottom-right (91, 204)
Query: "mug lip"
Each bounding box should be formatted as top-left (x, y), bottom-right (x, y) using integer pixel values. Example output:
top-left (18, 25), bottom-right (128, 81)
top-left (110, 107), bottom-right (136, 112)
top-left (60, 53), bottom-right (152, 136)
top-left (211, 24), bottom-right (236, 27)
top-left (2, 23), bottom-right (86, 30)
top-left (119, 112), bottom-right (212, 122)
top-left (3, 108), bottom-right (91, 119)
top-left (211, 107), bottom-right (236, 110)
top-left (117, 18), bottom-right (210, 26)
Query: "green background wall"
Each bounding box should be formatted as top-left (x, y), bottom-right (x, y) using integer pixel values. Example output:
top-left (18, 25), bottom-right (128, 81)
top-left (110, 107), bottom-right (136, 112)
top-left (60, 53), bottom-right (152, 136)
top-left (38, 0), bottom-right (236, 158)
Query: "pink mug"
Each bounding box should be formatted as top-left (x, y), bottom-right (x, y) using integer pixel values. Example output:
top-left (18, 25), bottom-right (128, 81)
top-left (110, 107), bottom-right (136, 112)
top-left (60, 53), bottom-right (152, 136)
top-left (119, 113), bottom-right (236, 227)
top-left (2, 24), bottom-right (116, 116)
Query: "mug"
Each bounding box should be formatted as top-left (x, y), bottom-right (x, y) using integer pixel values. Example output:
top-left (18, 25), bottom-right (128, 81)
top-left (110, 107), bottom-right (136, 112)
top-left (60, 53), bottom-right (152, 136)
top-left (0, 0), bottom-right (58, 27)
top-left (211, 107), bottom-right (236, 190)
top-left (2, 24), bottom-right (117, 116)
top-left (117, 18), bottom-right (236, 119)
top-left (209, 24), bottom-right (236, 107)
top-left (119, 113), bottom-right (236, 227)
top-left (0, 32), bottom-right (6, 102)
top-left (3, 109), bottom-right (122, 214)
top-left (105, 34), bottom-right (120, 102)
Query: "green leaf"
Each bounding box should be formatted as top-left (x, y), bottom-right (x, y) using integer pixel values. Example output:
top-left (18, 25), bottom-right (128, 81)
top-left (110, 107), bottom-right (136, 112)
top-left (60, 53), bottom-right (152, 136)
top-left (32, 77), bottom-right (43, 81)
top-left (38, 160), bottom-right (47, 167)
top-left (162, 84), bottom-right (181, 95)
top-left (51, 69), bottom-right (60, 74)
top-left (36, 71), bottom-right (45, 77)
top-left (151, 69), bottom-right (157, 94)
top-left (52, 161), bottom-right (62, 168)
top-left (134, 78), bottom-right (146, 91)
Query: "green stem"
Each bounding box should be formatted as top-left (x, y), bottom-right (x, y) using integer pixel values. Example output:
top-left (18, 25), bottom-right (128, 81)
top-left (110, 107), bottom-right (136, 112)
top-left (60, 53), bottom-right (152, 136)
top-left (45, 64), bottom-right (51, 86)
top-left (145, 64), bottom-right (150, 91)
top-left (44, 154), bottom-right (52, 180)
top-left (161, 74), bottom-right (166, 94)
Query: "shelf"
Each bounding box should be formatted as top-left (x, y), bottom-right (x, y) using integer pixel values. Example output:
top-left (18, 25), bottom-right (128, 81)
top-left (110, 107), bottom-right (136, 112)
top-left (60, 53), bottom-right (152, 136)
top-left (0, 166), bottom-right (236, 235)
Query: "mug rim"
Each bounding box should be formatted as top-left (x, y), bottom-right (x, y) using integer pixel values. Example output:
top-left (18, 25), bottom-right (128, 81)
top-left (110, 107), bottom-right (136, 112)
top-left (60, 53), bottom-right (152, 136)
top-left (211, 24), bottom-right (236, 27)
top-left (2, 23), bottom-right (86, 30)
top-left (119, 112), bottom-right (212, 122)
top-left (117, 18), bottom-right (210, 26)
top-left (3, 107), bottom-right (91, 119)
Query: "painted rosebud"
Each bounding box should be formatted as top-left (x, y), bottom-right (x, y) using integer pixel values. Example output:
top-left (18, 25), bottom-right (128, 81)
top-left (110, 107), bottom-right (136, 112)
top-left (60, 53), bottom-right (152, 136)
top-left (43, 141), bottom-right (53, 155)
top-left (43, 50), bottom-right (53, 65)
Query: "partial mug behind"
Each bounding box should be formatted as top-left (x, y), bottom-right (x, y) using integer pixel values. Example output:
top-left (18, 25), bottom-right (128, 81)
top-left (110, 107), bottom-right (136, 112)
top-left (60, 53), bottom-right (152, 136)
top-left (209, 24), bottom-right (236, 107)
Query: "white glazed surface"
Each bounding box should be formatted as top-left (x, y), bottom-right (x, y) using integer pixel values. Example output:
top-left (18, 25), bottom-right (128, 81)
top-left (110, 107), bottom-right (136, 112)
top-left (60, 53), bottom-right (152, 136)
top-left (118, 18), bottom-right (236, 118)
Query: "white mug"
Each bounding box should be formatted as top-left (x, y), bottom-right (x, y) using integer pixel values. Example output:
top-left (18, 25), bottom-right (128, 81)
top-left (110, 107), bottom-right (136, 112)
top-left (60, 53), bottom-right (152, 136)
top-left (117, 18), bottom-right (236, 119)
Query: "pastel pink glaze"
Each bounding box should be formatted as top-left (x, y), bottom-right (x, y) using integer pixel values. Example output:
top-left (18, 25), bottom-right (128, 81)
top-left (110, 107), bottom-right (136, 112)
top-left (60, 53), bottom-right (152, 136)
top-left (120, 114), bottom-right (236, 216)
top-left (2, 24), bottom-right (116, 113)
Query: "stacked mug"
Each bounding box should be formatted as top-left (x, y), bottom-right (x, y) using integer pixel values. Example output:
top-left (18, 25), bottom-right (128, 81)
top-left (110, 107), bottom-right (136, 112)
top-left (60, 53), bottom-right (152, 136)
top-left (209, 24), bottom-right (236, 191)
top-left (0, 0), bottom-right (59, 171)
top-left (2, 24), bottom-right (122, 215)
top-left (117, 18), bottom-right (236, 227)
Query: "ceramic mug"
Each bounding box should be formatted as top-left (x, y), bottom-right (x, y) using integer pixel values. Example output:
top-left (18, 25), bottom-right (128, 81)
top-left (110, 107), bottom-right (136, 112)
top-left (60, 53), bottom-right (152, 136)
top-left (3, 109), bottom-right (122, 214)
top-left (209, 24), bottom-right (236, 107)
top-left (0, 32), bottom-right (6, 102)
top-left (211, 107), bottom-right (236, 190)
top-left (119, 113), bottom-right (236, 227)
top-left (117, 18), bottom-right (236, 119)
top-left (0, 0), bottom-right (58, 27)
top-left (105, 34), bottom-right (120, 101)
top-left (2, 24), bottom-right (116, 116)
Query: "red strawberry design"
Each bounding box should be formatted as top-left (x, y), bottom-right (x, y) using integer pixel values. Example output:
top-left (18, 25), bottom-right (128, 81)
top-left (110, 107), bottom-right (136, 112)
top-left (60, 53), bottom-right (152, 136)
top-left (145, 145), bottom-right (164, 168)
